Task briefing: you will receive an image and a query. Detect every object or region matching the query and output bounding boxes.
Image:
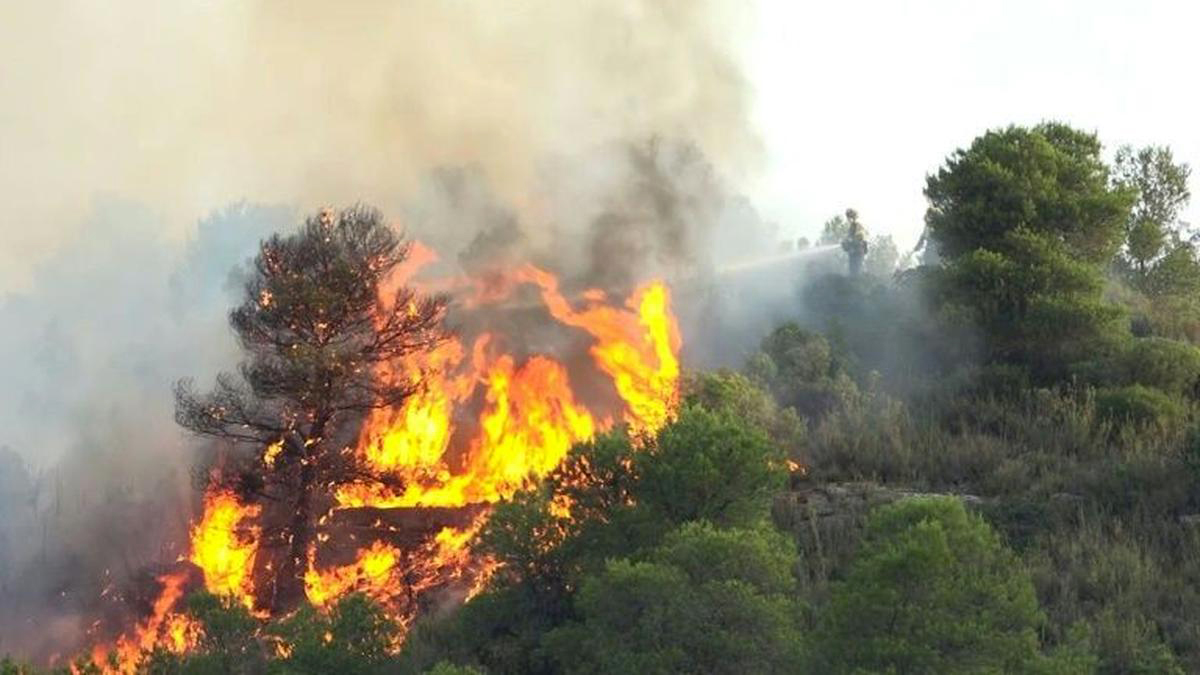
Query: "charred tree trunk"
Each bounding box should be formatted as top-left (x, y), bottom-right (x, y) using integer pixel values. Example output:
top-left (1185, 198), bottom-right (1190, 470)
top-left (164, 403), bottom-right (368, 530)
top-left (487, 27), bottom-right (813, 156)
top-left (270, 459), bottom-right (315, 613)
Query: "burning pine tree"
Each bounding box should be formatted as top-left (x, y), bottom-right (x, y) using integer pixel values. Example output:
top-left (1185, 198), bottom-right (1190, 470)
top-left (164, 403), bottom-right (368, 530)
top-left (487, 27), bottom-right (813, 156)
top-left (174, 205), bottom-right (447, 612)
top-left (82, 202), bottom-right (681, 672)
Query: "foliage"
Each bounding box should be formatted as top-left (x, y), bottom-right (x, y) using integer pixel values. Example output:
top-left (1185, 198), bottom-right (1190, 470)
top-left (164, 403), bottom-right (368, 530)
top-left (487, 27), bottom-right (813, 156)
top-left (175, 205), bottom-right (447, 470)
top-left (682, 370), bottom-right (806, 460)
top-left (747, 322), bottom-right (859, 418)
top-left (1094, 385), bottom-right (1185, 431)
top-left (636, 406), bottom-right (787, 527)
top-left (268, 594), bottom-right (399, 674)
top-left (1112, 144), bottom-right (1192, 275)
top-left (810, 497), bottom-right (1066, 674)
top-left (1027, 523), bottom-right (1189, 675)
top-left (931, 226), bottom-right (1127, 381)
top-left (925, 122), bottom-right (1134, 264)
top-left (1076, 337), bottom-right (1200, 397)
top-left (0, 658), bottom-right (35, 675)
top-left (818, 212), bottom-right (851, 245)
top-left (402, 406), bottom-right (795, 674)
top-left (477, 406), bottom-right (788, 588)
top-left (798, 270), bottom-right (978, 394)
top-left (141, 592), bottom-right (398, 675)
top-left (923, 123), bottom-right (1138, 384)
top-left (542, 524), bottom-right (804, 675)
top-left (421, 663), bottom-right (483, 675)
top-left (391, 126), bottom-right (1199, 673)
top-left (153, 592), bottom-right (263, 674)
top-left (24, 124), bottom-right (1200, 674)
top-left (865, 233), bottom-right (900, 277)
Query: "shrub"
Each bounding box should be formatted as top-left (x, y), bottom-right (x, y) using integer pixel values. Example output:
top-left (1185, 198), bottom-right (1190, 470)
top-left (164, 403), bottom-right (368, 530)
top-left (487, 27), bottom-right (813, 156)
top-left (635, 406), bottom-right (786, 528)
top-left (1095, 385), bottom-right (1184, 431)
top-left (542, 523), bottom-right (804, 675)
top-left (810, 496), bottom-right (1069, 673)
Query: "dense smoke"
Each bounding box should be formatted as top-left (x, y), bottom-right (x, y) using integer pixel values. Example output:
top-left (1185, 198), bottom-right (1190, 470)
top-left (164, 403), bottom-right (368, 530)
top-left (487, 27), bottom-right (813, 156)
top-left (0, 0), bottom-right (761, 291)
top-left (0, 0), bottom-right (809, 662)
top-left (0, 201), bottom-right (290, 658)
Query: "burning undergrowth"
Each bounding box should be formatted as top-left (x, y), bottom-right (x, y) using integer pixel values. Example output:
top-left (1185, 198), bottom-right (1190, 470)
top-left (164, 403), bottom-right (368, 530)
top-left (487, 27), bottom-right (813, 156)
top-left (78, 220), bottom-right (683, 672)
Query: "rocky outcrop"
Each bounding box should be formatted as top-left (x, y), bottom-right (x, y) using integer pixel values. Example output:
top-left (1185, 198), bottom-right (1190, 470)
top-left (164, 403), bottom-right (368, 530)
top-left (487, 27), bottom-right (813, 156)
top-left (772, 482), bottom-right (984, 590)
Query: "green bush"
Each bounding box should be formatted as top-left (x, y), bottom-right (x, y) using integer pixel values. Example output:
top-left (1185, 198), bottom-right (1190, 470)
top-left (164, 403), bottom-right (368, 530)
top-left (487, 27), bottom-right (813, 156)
top-left (1095, 385), bottom-right (1185, 430)
top-left (748, 322), bottom-right (859, 419)
top-left (421, 662), bottom-right (484, 675)
top-left (810, 496), bottom-right (1077, 673)
top-left (634, 406), bottom-right (786, 528)
top-left (682, 371), bottom-right (806, 460)
top-left (1076, 337), bottom-right (1200, 397)
top-left (542, 523), bottom-right (804, 675)
top-left (0, 658), bottom-right (34, 675)
top-left (1121, 338), bottom-right (1200, 396)
top-left (1026, 522), bottom-right (1189, 674)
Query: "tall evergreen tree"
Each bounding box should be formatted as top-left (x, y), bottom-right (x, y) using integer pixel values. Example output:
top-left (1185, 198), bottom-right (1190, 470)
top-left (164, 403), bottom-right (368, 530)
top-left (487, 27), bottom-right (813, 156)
top-left (175, 205), bottom-right (447, 611)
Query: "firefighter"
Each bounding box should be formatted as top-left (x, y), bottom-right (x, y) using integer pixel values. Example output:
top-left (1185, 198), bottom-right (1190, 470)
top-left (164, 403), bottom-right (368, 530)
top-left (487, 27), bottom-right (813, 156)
top-left (841, 208), bottom-right (869, 275)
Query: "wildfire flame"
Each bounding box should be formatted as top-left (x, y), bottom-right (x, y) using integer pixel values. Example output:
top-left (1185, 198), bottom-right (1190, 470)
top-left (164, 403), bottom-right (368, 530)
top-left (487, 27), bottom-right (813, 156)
top-left (337, 264), bottom-right (680, 510)
top-left (84, 243), bottom-right (682, 670)
top-left (190, 491), bottom-right (261, 610)
top-left (304, 540), bottom-right (402, 609)
top-left (514, 265), bottom-right (681, 436)
top-left (87, 571), bottom-right (201, 674)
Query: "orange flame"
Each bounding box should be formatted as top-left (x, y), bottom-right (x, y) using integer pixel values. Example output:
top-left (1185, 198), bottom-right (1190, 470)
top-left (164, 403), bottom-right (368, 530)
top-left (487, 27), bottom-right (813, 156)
top-left (87, 571), bottom-right (201, 674)
top-left (336, 271), bottom-right (678, 511)
top-left (304, 540), bottom-right (402, 608)
top-left (515, 266), bottom-right (681, 436)
top-left (82, 246), bottom-right (682, 668)
top-left (190, 491), bottom-right (262, 610)
top-left (324, 263), bottom-right (679, 637)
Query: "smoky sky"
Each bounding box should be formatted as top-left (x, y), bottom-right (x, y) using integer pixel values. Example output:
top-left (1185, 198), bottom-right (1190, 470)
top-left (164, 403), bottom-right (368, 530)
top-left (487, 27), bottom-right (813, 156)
top-left (0, 201), bottom-right (289, 660)
top-left (0, 0), bottom-right (761, 293)
top-left (0, 1), bottom-right (783, 661)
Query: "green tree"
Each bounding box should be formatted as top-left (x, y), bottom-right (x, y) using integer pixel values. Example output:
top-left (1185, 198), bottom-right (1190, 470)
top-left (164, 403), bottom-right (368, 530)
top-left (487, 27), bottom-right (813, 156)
top-left (422, 663), bottom-right (484, 675)
top-left (1113, 144), bottom-right (1192, 275)
top-left (924, 124), bottom-right (1135, 381)
top-left (0, 447), bottom-right (32, 596)
top-left (1094, 385), bottom-right (1184, 431)
top-left (143, 593), bottom-right (399, 675)
top-left (938, 228), bottom-right (1126, 376)
top-left (268, 594), bottom-right (400, 674)
top-left (926, 123), bottom-right (1133, 264)
top-left (542, 523), bottom-right (804, 675)
top-left (0, 657), bottom-right (34, 675)
top-left (174, 206), bottom-right (447, 611)
top-left (683, 371), bottom-right (806, 461)
top-left (142, 593), bottom-right (264, 675)
top-left (1076, 337), bottom-right (1200, 397)
top-left (405, 407), bottom-right (791, 674)
top-left (634, 406), bottom-right (787, 528)
top-left (481, 406), bottom-right (788, 586)
top-left (747, 322), bottom-right (859, 418)
top-left (812, 497), bottom-right (1069, 674)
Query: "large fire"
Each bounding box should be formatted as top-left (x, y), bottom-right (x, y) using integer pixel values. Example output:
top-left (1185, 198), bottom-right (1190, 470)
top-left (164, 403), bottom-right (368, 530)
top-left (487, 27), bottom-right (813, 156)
top-left (189, 492), bottom-right (261, 611)
top-left (87, 571), bottom-right (201, 673)
top-left (84, 242), bottom-right (681, 672)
